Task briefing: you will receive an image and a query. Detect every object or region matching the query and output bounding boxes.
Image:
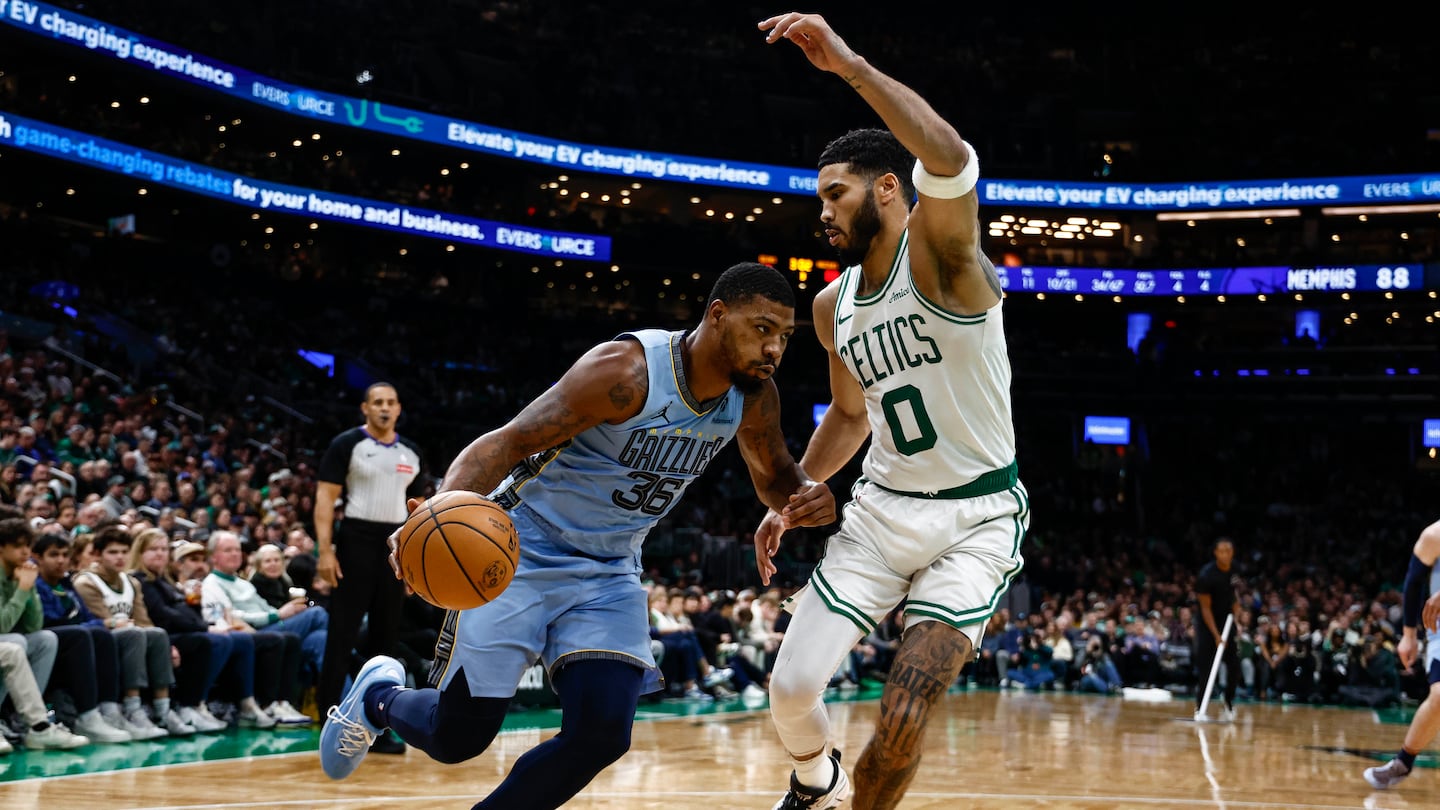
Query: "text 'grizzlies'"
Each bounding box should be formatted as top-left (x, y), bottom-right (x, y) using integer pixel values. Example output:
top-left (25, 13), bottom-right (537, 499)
top-left (615, 430), bottom-right (726, 477)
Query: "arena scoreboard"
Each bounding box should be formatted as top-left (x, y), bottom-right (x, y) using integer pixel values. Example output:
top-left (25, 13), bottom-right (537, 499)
top-left (998, 264), bottom-right (1434, 296)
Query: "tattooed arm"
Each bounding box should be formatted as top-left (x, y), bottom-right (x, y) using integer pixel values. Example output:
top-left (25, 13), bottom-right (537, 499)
top-left (735, 379), bottom-right (836, 525)
top-left (439, 338), bottom-right (650, 495)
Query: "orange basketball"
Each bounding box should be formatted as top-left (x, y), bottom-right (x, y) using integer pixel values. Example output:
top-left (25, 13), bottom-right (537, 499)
top-left (396, 491), bottom-right (519, 610)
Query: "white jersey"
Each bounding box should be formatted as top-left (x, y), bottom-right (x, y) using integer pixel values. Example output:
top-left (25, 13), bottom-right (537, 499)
top-left (831, 229), bottom-right (1016, 495)
top-left (75, 570), bottom-right (137, 617)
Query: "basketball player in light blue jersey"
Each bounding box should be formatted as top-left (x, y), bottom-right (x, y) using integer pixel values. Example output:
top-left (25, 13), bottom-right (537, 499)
top-left (1365, 519), bottom-right (1440, 790)
top-left (319, 262), bottom-right (836, 809)
top-left (755, 12), bottom-right (1028, 810)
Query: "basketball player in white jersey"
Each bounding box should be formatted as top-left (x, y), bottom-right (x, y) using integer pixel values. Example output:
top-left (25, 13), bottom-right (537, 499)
top-left (756, 12), bottom-right (1029, 810)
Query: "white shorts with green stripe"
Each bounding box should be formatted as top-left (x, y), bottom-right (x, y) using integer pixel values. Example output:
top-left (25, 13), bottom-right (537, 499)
top-left (788, 478), bottom-right (1029, 645)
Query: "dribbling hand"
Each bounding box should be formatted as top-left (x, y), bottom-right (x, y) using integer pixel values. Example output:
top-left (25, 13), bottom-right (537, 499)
top-left (386, 496), bottom-right (423, 595)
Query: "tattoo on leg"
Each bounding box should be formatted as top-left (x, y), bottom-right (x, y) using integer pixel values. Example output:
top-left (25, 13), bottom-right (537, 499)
top-left (853, 622), bottom-right (972, 810)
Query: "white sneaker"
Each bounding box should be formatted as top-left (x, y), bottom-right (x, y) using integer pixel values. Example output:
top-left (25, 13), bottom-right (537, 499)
top-left (266, 700), bottom-right (313, 726)
top-left (122, 707), bottom-right (168, 740)
top-left (238, 701), bottom-right (278, 729)
top-left (703, 667), bottom-right (734, 689)
top-left (162, 708), bottom-right (197, 736)
top-left (181, 705), bottom-right (228, 733)
top-left (0, 734), bottom-right (13, 755)
top-left (74, 711), bottom-right (132, 743)
top-left (25, 723), bottom-right (89, 750)
top-left (1219, 706), bottom-right (1236, 724)
top-left (742, 683), bottom-right (769, 701)
top-left (772, 748), bottom-right (851, 810)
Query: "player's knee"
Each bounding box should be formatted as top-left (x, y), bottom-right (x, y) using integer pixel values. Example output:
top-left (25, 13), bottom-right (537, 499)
top-left (428, 726), bottom-right (498, 764)
top-left (768, 659), bottom-right (827, 714)
top-left (578, 726), bottom-right (632, 769)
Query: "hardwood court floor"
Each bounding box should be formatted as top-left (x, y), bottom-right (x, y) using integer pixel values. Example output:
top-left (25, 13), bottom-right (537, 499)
top-left (0, 688), bottom-right (1431, 808)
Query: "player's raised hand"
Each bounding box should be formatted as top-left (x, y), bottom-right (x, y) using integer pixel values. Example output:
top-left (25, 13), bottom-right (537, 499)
top-left (754, 509), bottom-right (785, 586)
top-left (780, 481), bottom-right (836, 529)
top-left (759, 12), bottom-right (860, 75)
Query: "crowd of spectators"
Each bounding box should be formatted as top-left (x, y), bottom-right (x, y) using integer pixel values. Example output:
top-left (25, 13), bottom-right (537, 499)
top-left (0, 2), bottom-right (1436, 763)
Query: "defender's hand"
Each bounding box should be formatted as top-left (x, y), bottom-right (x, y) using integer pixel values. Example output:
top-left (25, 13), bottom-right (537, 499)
top-left (780, 481), bottom-right (836, 529)
top-left (759, 12), bottom-right (861, 76)
top-left (754, 510), bottom-right (785, 586)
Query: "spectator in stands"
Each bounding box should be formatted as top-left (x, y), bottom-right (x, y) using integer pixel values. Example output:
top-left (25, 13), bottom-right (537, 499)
top-left (31, 532), bottom-right (134, 743)
top-left (0, 515), bottom-right (87, 750)
top-left (202, 530), bottom-right (319, 724)
top-left (248, 543), bottom-right (295, 609)
top-left (72, 524), bottom-right (191, 736)
top-left (127, 527), bottom-right (229, 732)
top-left (0, 636), bottom-right (87, 752)
top-left (168, 541), bottom-right (278, 728)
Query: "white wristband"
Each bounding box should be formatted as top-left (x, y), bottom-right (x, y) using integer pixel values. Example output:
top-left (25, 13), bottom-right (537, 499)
top-left (912, 140), bottom-right (979, 199)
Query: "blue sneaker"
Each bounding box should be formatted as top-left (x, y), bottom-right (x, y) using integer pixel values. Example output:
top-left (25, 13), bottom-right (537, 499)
top-left (320, 655), bottom-right (404, 780)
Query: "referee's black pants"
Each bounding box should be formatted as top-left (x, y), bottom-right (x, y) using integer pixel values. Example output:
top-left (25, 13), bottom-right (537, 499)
top-left (318, 518), bottom-right (406, 711)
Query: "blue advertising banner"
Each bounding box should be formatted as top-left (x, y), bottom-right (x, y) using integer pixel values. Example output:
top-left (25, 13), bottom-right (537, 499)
top-left (0, 110), bottom-right (611, 260)
top-left (0, 0), bottom-right (814, 194)
top-left (7, 1), bottom-right (1440, 207)
top-left (997, 264), bottom-right (1431, 295)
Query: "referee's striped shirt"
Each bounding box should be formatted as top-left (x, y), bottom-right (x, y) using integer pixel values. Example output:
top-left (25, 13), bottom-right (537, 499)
top-left (318, 427), bottom-right (425, 525)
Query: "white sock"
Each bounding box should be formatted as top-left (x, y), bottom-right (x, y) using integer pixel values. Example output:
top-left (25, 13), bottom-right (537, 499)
top-left (793, 752), bottom-right (835, 791)
top-left (123, 695), bottom-right (142, 715)
top-left (154, 697), bottom-right (171, 717)
top-left (78, 707), bottom-right (102, 724)
top-left (100, 701), bottom-right (121, 716)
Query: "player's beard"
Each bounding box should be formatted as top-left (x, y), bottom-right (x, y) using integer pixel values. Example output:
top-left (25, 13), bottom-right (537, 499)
top-left (721, 331), bottom-right (770, 395)
top-left (833, 190), bottom-right (883, 267)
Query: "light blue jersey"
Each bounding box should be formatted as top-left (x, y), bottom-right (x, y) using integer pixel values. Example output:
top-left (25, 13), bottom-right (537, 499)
top-left (1429, 564), bottom-right (1440, 684)
top-left (436, 329), bottom-right (744, 697)
top-left (492, 329), bottom-right (742, 566)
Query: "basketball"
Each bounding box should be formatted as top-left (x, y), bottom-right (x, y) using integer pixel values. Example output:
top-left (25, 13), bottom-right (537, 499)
top-left (395, 490), bottom-right (520, 610)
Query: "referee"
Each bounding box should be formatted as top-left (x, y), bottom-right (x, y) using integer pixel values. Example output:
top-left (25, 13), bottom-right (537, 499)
top-left (315, 382), bottom-right (425, 752)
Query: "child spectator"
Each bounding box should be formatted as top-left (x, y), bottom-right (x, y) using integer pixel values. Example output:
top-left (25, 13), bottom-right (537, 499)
top-left (72, 525), bottom-right (191, 737)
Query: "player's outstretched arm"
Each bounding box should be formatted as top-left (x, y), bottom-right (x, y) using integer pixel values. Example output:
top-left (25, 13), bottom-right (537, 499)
top-left (441, 340), bottom-right (650, 496)
top-left (761, 12), bottom-right (997, 310)
top-left (760, 12), bottom-right (966, 177)
top-left (735, 378), bottom-right (833, 525)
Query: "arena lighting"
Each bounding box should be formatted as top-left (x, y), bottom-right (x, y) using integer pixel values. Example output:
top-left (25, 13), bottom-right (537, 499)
top-left (1155, 208), bottom-right (1301, 221)
top-left (1320, 204), bottom-right (1440, 215)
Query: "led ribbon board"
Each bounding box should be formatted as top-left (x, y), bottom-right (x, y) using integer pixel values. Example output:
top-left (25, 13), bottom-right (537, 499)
top-left (6, 1), bottom-right (1440, 206)
top-left (996, 265), bottom-right (1431, 295)
top-left (0, 110), bottom-right (611, 260)
top-left (0, 0), bottom-right (812, 194)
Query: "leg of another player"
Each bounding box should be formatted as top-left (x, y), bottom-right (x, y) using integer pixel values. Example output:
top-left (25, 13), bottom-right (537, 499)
top-left (475, 659), bottom-right (642, 810)
top-left (1403, 683), bottom-right (1440, 754)
top-left (853, 621), bottom-right (972, 810)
